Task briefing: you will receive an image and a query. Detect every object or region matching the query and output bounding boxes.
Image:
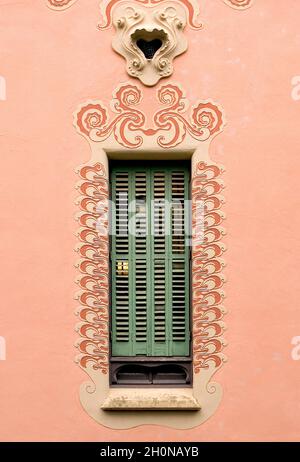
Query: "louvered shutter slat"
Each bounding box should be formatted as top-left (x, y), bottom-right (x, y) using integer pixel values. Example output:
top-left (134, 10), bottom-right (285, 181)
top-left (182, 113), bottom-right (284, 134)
top-left (111, 164), bottom-right (190, 357)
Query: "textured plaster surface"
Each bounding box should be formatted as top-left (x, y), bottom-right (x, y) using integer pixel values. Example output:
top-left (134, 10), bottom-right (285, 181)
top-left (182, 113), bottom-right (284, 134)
top-left (1, 0), bottom-right (300, 441)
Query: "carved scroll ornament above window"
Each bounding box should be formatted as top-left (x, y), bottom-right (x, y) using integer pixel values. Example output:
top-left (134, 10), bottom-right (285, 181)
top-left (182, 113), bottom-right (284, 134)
top-left (111, 2), bottom-right (189, 86)
top-left (47, 0), bottom-right (255, 84)
top-left (46, 0), bottom-right (255, 14)
top-left (74, 82), bottom-right (224, 149)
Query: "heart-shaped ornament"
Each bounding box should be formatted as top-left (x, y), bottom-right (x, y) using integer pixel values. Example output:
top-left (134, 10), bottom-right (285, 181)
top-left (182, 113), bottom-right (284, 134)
top-left (136, 38), bottom-right (163, 60)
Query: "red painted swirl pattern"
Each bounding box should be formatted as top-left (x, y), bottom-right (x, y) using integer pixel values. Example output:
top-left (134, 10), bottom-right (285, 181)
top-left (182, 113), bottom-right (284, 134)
top-left (192, 162), bottom-right (226, 374)
top-left (75, 83), bottom-right (224, 149)
top-left (75, 163), bottom-right (109, 374)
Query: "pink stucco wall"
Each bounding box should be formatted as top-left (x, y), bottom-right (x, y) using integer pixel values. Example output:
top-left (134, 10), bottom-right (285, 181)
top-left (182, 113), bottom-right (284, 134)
top-left (1, 0), bottom-right (300, 441)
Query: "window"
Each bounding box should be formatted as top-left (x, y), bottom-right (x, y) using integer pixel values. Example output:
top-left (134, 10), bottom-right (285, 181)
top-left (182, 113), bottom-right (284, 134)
top-left (110, 161), bottom-right (191, 386)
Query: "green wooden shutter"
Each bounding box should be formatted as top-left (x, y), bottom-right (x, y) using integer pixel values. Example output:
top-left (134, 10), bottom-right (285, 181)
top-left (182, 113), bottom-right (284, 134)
top-left (111, 163), bottom-right (190, 357)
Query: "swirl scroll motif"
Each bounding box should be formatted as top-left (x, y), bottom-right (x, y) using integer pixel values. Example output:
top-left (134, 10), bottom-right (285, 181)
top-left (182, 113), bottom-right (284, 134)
top-left (75, 82), bottom-right (224, 148)
top-left (46, 0), bottom-right (201, 28)
top-left (47, 0), bottom-right (79, 10)
top-left (223, 0), bottom-right (253, 9)
top-left (75, 163), bottom-right (109, 375)
top-left (47, 0), bottom-right (254, 15)
top-left (153, 84), bottom-right (224, 147)
top-left (192, 161), bottom-right (227, 373)
top-left (99, 0), bottom-right (202, 30)
top-left (76, 85), bottom-right (145, 148)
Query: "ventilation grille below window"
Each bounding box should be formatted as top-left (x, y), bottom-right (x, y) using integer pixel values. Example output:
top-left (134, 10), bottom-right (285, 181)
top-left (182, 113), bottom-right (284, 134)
top-left (111, 362), bottom-right (191, 386)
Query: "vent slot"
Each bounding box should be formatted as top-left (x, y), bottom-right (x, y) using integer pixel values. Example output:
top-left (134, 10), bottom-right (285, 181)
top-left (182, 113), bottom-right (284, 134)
top-left (112, 362), bottom-right (191, 386)
top-left (132, 29), bottom-right (167, 61)
top-left (136, 38), bottom-right (162, 60)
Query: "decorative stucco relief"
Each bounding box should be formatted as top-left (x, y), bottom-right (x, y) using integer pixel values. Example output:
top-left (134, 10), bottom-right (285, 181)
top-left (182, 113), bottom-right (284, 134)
top-left (75, 82), bottom-right (224, 148)
top-left (97, 0), bottom-right (254, 30)
top-left (223, 0), bottom-right (253, 9)
top-left (192, 162), bottom-right (226, 374)
top-left (74, 82), bottom-right (226, 428)
top-left (46, 0), bottom-right (255, 15)
top-left (47, 0), bottom-right (79, 10)
top-left (47, 0), bottom-right (254, 83)
top-left (75, 163), bottom-right (109, 376)
top-left (98, 0), bottom-right (202, 30)
top-left (110, 2), bottom-right (189, 86)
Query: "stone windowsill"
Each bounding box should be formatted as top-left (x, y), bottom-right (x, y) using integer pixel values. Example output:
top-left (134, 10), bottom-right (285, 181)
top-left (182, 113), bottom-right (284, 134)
top-left (101, 388), bottom-right (201, 411)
